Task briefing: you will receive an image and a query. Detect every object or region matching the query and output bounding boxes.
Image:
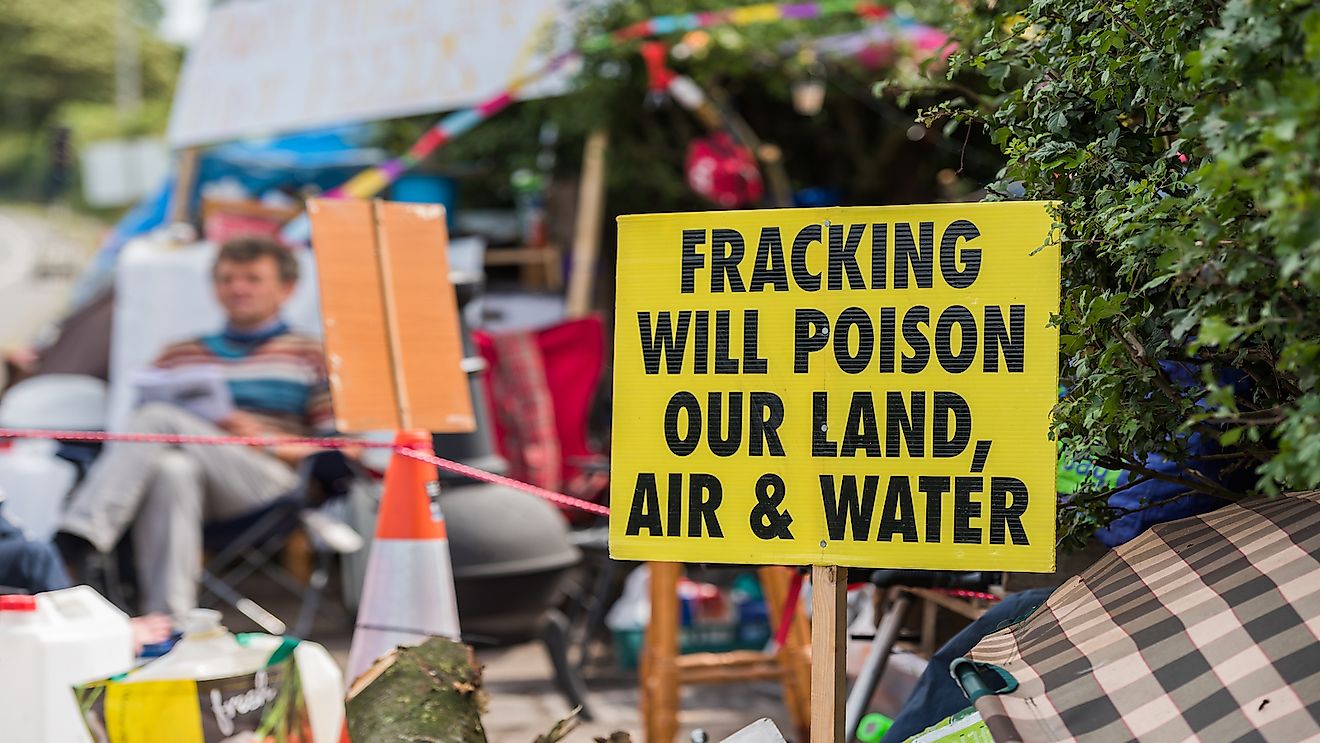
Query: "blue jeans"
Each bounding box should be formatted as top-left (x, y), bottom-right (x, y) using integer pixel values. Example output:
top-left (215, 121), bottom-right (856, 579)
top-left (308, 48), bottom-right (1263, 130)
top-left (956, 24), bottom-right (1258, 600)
top-left (884, 587), bottom-right (1055, 741)
top-left (0, 509), bottom-right (71, 593)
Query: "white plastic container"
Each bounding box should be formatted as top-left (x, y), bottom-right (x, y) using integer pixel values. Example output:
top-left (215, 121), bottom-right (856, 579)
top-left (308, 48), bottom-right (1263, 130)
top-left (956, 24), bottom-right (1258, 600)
top-left (243, 633), bottom-right (345, 743)
top-left (0, 439), bottom-right (78, 540)
top-left (132, 609), bottom-right (345, 743)
top-left (130, 609), bottom-right (269, 681)
top-left (0, 586), bottom-right (135, 743)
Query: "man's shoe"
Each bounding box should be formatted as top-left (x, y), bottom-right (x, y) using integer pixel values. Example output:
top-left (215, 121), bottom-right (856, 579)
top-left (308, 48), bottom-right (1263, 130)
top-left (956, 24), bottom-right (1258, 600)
top-left (51, 531), bottom-right (96, 584)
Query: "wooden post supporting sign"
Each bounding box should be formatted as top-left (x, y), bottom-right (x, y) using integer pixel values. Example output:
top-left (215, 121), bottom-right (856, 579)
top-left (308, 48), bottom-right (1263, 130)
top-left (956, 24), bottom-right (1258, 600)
top-left (642, 562), bottom-right (681, 743)
top-left (810, 565), bottom-right (847, 742)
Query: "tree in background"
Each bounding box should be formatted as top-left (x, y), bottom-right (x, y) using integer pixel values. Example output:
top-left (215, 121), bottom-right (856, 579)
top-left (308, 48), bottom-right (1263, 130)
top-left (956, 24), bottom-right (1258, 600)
top-left (902, 0), bottom-right (1320, 543)
top-left (0, 0), bottom-right (179, 199)
top-left (381, 0), bottom-right (1007, 319)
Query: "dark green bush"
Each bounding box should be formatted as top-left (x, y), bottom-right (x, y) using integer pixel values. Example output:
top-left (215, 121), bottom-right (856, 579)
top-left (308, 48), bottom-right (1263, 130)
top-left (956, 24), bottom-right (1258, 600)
top-left (914, 0), bottom-right (1320, 543)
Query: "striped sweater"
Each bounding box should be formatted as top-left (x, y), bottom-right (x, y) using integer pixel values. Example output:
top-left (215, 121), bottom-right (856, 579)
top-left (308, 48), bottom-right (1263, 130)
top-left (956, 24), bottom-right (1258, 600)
top-left (152, 322), bottom-right (334, 435)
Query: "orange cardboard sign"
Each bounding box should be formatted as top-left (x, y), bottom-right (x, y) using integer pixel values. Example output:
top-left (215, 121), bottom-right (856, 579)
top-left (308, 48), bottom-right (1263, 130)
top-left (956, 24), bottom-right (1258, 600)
top-left (307, 198), bottom-right (475, 433)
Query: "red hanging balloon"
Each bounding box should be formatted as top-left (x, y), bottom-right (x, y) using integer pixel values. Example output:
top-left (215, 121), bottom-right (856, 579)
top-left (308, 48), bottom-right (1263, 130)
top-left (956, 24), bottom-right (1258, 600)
top-left (685, 132), bottom-right (764, 209)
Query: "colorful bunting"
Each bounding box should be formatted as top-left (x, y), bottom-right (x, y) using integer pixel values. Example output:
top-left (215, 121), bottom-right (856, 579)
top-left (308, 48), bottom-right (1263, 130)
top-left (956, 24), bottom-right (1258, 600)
top-left (282, 1), bottom-right (945, 243)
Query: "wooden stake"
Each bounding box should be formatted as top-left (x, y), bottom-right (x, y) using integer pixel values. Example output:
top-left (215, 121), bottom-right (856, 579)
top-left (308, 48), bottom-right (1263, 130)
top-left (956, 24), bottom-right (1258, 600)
top-left (761, 566), bottom-right (813, 739)
top-left (566, 130), bottom-right (609, 318)
top-left (811, 565), bottom-right (847, 743)
top-left (168, 146), bottom-right (200, 226)
top-left (755, 142), bottom-right (794, 208)
top-left (370, 200), bottom-right (412, 430)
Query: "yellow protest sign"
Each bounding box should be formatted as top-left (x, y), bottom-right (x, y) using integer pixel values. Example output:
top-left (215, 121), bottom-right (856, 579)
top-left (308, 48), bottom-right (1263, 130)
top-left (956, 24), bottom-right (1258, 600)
top-left (609, 203), bottom-right (1060, 571)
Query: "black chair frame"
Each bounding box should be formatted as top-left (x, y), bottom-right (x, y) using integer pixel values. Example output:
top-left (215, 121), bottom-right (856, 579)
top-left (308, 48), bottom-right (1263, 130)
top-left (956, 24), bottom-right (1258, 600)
top-left (199, 450), bottom-right (365, 637)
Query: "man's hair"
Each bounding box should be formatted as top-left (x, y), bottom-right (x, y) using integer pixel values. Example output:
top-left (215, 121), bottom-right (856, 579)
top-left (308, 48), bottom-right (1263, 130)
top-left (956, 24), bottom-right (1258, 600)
top-left (214, 235), bottom-right (299, 284)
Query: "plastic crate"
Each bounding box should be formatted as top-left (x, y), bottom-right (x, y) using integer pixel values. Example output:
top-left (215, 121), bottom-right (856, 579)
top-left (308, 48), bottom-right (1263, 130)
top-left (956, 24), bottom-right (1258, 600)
top-left (612, 619), bottom-right (772, 669)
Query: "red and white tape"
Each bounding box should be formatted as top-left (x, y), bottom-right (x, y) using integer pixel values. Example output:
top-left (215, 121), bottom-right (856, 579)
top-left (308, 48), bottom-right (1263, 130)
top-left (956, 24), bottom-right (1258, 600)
top-left (0, 427), bottom-right (610, 517)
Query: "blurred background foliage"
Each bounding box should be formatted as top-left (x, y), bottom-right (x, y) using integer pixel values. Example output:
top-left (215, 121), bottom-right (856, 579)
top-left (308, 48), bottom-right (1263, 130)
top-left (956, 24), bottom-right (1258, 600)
top-left (381, 0), bottom-right (1003, 217)
top-left (10, 0), bottom-right (1309, 548)
top-left (0, 0), bottom-right (180, 200)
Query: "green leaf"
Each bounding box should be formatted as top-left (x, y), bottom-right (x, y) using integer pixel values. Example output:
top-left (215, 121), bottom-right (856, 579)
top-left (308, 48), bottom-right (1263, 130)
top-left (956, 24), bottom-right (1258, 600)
top-left (1220, 426), bottom-right (1246, 447)
top-left (1197, 316), bottom-right (1240, 347)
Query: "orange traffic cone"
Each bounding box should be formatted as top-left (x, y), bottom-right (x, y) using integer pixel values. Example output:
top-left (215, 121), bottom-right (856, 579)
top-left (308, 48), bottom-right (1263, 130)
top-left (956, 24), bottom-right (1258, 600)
top-left (345, 430), bottom-right (462, 683)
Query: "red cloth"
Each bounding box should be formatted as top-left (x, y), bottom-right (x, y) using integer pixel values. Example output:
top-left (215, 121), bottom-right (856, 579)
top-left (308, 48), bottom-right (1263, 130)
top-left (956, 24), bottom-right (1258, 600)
top-left (685, 132), bottom-right (764, 209)
top-left (641, 41), bottom-right (677, 94)
top-left (474, 316), bottom-right (606, 517)
top-left (203, 212), bottom-right (285, 245)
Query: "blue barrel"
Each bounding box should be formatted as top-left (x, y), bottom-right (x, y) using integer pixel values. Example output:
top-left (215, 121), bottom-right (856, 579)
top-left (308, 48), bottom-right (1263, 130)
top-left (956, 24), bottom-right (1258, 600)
top-left (390, 174), bottom-right (457, 228)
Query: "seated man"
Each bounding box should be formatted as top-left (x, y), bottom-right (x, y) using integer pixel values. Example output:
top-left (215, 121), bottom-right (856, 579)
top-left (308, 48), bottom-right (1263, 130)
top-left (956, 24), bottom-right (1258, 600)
top-left (54, 236), bottom-right (334, 617)
top-left (0, 504), bottom-right (69, 594)
top-left (2, 502), bottom-right (171, 651)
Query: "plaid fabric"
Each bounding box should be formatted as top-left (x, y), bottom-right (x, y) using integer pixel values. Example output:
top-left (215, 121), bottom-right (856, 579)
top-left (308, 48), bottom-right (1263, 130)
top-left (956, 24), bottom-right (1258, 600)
top-left (966, 490), bottom-right (1320, 742)
top-left (484, 330), bottom-right (563, 491)
top-left (475, 317), bottom-right (607, 522)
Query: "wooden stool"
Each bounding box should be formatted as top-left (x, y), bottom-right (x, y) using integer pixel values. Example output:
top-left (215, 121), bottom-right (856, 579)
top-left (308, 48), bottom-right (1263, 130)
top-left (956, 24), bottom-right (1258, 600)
top-left (640, 562), bottom-right (813, 742)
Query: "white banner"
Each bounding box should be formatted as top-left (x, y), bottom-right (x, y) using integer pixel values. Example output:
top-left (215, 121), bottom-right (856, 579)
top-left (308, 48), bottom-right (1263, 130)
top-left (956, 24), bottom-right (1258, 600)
top-left (167, 0), bottom-right (565, 147)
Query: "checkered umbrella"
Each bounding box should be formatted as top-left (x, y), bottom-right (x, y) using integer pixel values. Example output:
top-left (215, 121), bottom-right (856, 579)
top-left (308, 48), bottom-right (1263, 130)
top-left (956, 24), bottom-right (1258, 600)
top-left (956, 489), bottom-right (1320, 742)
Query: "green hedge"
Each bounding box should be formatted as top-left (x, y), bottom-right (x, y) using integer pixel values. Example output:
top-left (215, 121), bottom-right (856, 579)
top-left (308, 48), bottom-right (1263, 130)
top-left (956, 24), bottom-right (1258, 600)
top-left (913, 0), bottom-right (1320, 543)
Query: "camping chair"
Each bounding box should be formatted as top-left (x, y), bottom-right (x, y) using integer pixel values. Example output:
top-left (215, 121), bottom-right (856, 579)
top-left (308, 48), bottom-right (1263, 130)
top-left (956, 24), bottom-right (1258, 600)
top-left (471, 313), bottom-right (621, 682)
top-left (473, 315), bottom-right (608, 524)
top-left (200, 450), bottom-right (366, 637)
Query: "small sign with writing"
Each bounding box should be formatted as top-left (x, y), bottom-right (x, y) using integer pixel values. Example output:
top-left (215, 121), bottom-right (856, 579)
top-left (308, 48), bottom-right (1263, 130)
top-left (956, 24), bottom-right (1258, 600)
top-left (307, 198), bottom-right (475, 434)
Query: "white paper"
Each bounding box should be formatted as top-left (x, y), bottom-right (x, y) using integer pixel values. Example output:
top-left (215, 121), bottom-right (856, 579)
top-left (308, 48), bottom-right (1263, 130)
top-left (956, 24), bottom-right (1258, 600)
top-left (167, 0), bottom-right (570, 147)
top-left (132, 365), bottom-right (234, 423)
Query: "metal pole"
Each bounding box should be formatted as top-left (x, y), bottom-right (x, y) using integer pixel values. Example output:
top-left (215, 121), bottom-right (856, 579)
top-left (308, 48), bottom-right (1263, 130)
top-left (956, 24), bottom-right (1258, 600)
top-left (115, 0), bottom-right (143, 119)
top-left (845, 589), bottom-right (911, 740)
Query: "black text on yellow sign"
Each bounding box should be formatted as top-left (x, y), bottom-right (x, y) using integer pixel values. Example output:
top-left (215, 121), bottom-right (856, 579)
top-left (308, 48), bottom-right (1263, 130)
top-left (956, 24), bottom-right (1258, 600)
top-left (609, 203), bottom-right (1060, 571)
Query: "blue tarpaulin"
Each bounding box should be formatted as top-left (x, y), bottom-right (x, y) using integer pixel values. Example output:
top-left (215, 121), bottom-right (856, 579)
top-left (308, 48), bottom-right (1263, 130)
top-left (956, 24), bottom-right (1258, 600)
top-left (71, 125), bottom-right (383, 307)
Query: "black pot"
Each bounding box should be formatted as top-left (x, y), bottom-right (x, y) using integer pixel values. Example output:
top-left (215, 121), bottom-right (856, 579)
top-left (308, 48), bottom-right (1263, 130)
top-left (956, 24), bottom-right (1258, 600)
top-left (441, 482), bottom-right (580, 644)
